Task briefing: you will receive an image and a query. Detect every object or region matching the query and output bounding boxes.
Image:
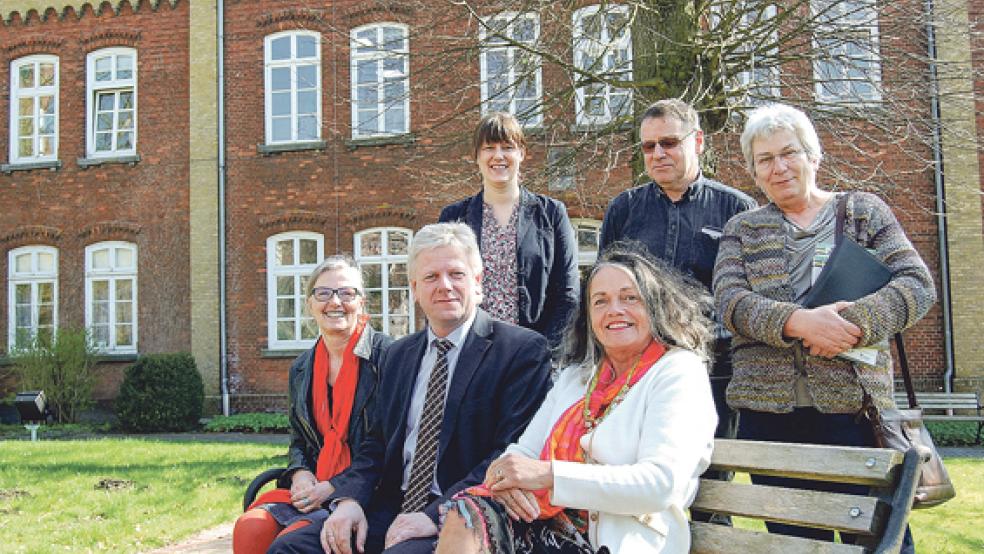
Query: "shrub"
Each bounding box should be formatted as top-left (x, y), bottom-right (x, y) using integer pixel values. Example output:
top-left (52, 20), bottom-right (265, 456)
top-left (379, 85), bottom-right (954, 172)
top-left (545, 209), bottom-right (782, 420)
top-left (10, 328), bottom-right (99, 423)
top-left (204, 412), bottom-right (289, 433)
top-left (927, 421), bottom-right (982, 447)
top-left (116, 353), bottom-right (204, 432)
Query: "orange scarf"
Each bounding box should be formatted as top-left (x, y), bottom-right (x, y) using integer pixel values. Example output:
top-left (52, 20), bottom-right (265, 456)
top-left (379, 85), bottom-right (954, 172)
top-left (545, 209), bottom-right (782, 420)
top-left (311, 314), bottom-right (369, 481)
top-left (534, 340), bottom-right (666, 520)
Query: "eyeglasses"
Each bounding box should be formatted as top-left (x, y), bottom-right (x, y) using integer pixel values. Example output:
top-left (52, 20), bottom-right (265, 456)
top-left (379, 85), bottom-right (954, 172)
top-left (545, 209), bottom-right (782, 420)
top-left (311, 286), bottom-right (361, 303)
top-left (754, 148), bottom-right (806, 172)
top-left (641, 130), bottom-right (696, 154)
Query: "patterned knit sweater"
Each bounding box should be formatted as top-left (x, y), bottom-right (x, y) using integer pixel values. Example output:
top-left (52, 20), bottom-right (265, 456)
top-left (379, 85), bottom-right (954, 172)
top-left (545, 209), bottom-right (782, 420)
top-left (712, 192), bottom-right (936, 414)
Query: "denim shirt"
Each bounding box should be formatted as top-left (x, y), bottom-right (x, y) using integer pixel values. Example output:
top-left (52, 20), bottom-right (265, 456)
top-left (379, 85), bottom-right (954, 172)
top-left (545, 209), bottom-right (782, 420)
top-left (599, 176), bottom-right (757, 291)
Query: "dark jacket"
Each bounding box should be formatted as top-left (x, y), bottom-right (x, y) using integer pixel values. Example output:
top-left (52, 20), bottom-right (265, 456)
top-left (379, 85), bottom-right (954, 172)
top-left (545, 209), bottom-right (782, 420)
top-left (277, 325), bottom-right (393, 489)
top-left (329, 309), bottom-right (552, 526)
top-left (439, 188), bottom-right (579, 349)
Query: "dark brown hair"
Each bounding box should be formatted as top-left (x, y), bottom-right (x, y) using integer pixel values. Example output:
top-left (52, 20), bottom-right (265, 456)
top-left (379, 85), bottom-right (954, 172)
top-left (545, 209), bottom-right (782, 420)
top-left (472, 112), bottom-right (527, 159)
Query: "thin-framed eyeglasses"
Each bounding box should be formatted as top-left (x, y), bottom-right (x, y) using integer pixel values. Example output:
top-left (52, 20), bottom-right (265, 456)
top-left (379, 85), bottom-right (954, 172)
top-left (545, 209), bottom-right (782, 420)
top-left (311, 286), bottom-right (361, 303)
top-left (640, 129), bottom-right (697, 154)
top-left (754, 148), bottom-right (806, 172)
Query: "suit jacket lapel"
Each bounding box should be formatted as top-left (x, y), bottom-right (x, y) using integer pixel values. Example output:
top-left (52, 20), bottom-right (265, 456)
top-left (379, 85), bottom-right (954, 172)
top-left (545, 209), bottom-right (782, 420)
top-left (516, 188), bottom-right (538, 258)
top-left (438, 310), bottom-right (493, 458)
top-left (387, 331), bottom-right (429, 460)
top-left (466, 192), bottom-right (484, 248)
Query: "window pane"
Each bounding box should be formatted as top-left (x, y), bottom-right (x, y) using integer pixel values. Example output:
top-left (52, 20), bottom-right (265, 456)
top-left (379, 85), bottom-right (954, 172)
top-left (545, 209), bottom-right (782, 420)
top-left (389, 263), bottom-right (408, 287)
top-left (271, 67), bottom-right (290, 92)
top-left (277, 320), bottom-right (295, 341)
top-left (116, 248), bottom-right (134, 269)
top-left (276, 240), bottom-right (294, 266)
top-left (15, 253), bottom-right (32, 273)
top-left (97, 113), bottom-right (113, 131)
top-left (365, 290), bottom-right (382, 314)
top-left (384, 108), bottom-right (404, 133)
top-left (91, 249), bottom-right (111, 270)
top-left (19, 64), bottom-right (35, 88)
top-left (117, 132), bottom-right (133, 150)
top-left (116, 324), bottom-right (133, 347)
top-left (389, 290), bottom-right (409, 315)
top-left (15, 283), bottom-right (31, 304)
top-left (297, 65), bottom-right (317, 89)
top-left (356, 60), bottom-right (378, 84)
top-left (39, 136), bottom-right (55, 156)
top-left (19, 98), bottom-right (33, 117)
top-left (96, 133), bottom-right (112, 151)
top-left (40, 116), bottom-right (55, 134)
top-left (360, 232), bottom-right (382, 256)
top-left (272, 118), bottom-right (291, 141)
top-left (299, 239), bottom-right (318, 264)
top-left (116, 279), bottom-right (133, 301)
top-left (297, 91), bottom-right (317, 115)
top-left (98, 93), bottom-right (116, 111)
top-left (119, 92), bottom-right (134, 110)
top-left (15, 305), bottom-right (31, 327)
top-left (383, 27), bottom-right (404, 51)
top-left (95, 56), bottom-right (112, 81)
top-left (18, 117), bottom-right (34, 137)
top-left (117, 55), bottom-right (133, 80)
top-left (297, 35), bottom-right (317, 58)
top-left (272, 92), bottom-right (291, 117)
top-left (93, 301), bottom-right (109, 325)
top-left (92, 324), bottom-right (110, 346)
top-left (18, 139), bottom-right (33, 158)
top-left (297, 116), bottom-right (318, 140)
top-left (277, 275), bottom-right (294, 296)
top-left (38, 282), bottom-right (54, 303)
top-left (92, 280), bottom-right (110, 301)
top-left (116, 301), bottom-right (133, 324)
top-left (271, 36), bottom-right (291, 60)
top-left (118, 111), bottom-right (134, 130)
top-left (39, 96), bottom-right (55, 115)
top-left (277, 298), bottom-right (295, 318)
top-left (38, 304), bottom-right (54, 326)
top-left (301, 318), bottom-right (318, 339)
top-left (388, 316), bottom-right (409, 337)
top-left (362, 263), bottom-right (382, 288)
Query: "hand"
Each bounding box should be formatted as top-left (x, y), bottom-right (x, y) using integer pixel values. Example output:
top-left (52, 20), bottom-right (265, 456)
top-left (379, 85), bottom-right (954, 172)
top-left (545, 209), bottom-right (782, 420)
top-left (321, 500), bottom-right (368, 554)
top-left (785, 302), bottom-right (862, 358)
top-left (291, 480), bottom-right (335, 513)
top-left (384, 512), bottom-right (438, 549)
top-left (486, 454), bottom-right (553, 492)
top-left (491, 487), bottom-right (541, 523)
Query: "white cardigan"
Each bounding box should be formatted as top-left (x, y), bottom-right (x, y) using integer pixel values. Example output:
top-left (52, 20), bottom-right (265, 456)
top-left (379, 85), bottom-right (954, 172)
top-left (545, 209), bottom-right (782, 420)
top-left (505, 348), bottom-right (717, 553)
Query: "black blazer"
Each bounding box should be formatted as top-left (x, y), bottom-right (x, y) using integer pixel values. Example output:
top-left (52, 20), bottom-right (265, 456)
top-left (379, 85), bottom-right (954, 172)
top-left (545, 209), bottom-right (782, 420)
top-left (439, 188), bottom-right (579, 349)
top-left (278, 326), bottom-right (393, 490)
top-left (329, 310), bottom-right (552, 525)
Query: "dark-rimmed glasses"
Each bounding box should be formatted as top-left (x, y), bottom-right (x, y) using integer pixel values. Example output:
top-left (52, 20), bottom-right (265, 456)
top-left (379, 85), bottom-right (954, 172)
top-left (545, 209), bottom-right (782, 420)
top-left (311, 286), bottom-right (361, 303)
top-left (641, 129), bottom-right (697, 154)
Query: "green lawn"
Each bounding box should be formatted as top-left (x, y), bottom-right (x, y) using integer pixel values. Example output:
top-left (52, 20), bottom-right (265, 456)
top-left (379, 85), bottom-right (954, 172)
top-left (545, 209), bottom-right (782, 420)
top-left (0, 437), bottom-right (981, 552)
top-left (0, 438), bottom-right (286, 553)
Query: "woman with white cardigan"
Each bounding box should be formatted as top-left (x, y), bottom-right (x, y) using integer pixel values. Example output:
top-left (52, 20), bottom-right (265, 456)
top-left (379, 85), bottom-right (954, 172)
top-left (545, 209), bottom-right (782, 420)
top-left (434, 242), bottom-right (717, 554)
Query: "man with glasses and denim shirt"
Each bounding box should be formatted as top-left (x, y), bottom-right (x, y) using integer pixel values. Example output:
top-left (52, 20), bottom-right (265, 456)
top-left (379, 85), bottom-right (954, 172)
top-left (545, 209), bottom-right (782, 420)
top-left (599, 99), bottom-right (756, 524)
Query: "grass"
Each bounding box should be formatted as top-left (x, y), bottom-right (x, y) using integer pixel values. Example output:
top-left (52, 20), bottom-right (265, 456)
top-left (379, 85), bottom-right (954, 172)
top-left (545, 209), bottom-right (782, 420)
top-left (0, 438), bottom-right (287, 553)
top-left (731, 457), bottom-right (984, 552)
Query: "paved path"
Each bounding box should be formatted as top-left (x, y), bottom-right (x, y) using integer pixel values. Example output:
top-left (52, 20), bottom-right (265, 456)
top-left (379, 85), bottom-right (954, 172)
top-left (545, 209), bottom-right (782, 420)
top-left (144, 522), bottom-right (234, 554)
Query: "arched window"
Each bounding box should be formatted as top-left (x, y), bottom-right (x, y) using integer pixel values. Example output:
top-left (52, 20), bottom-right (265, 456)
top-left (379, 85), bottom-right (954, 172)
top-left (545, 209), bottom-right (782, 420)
top-left (264, 31), bottom-right (322, 144)
top-left (572, 5), bottom-right (632, 125)
top-left (8, 245), bottom-right (58, 351)
top-left (266, 232), bottom-right (324, 350)
top-left (479, 12), bottom-right (542, 126)
top-left (350, 24), bottom-right (410, 137)
top-left (86, 48), bottom-right (137, 157)
top-left (85, 241), bottom-right (137, 353)
top-left (354, 228), bottom-right (414, 337)
top-left (9, 55), bottom-right (59, 163)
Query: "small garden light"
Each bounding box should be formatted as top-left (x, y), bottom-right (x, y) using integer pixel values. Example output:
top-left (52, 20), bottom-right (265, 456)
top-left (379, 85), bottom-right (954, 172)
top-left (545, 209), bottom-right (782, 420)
top-left (15, 390), bottom-right (47, 441)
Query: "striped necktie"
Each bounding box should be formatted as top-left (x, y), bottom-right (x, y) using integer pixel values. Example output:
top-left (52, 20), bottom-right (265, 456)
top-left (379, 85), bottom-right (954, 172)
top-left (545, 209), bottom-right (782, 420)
top-left (401, 338), bottom-right (454, 513)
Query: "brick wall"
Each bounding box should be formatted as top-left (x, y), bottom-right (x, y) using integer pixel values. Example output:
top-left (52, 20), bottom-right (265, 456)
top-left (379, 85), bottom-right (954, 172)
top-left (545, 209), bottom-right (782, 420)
top-left (0, 1), bottom-right (191, 399)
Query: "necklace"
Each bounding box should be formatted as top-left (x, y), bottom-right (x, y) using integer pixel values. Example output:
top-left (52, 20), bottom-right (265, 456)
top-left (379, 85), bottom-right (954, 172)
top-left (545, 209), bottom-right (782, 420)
top-left (582, 353), bottom-right (644, 431)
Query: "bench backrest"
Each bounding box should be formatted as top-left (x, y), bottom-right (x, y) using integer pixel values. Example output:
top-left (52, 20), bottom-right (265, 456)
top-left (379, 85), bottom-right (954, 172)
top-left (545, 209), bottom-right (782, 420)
top-left (893, 391), bottom-right (980, 411)
top-left (690, 439), bottom-right (924, 554)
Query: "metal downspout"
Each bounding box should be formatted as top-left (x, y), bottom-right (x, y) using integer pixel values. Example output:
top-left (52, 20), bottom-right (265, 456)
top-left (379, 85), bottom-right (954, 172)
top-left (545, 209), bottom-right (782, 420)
top-left (924, 0), bottom-right (956, 392)
top-left (218, 0), bottom-right (230, 415)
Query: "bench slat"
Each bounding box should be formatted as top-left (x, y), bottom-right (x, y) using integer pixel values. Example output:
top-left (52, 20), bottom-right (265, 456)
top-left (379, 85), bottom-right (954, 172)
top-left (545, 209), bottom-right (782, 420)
top-left (691, 480), bottom-right (886, 534)
top-left (690, 521), bottom-right (864, 554)
top-left (710, 439), bottom-right (903, 486)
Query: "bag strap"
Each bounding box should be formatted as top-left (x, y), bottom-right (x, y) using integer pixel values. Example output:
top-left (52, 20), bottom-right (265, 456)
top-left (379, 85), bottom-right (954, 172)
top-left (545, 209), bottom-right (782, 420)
top-left (836, 193), bottom-right (917, 410)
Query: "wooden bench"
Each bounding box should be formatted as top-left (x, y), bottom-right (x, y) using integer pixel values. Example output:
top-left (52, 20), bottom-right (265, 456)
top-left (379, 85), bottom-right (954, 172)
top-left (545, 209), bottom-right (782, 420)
top-left (894, 391), bottom-right (983, 444)
top-left (690, 439), bottom-right (926, 554)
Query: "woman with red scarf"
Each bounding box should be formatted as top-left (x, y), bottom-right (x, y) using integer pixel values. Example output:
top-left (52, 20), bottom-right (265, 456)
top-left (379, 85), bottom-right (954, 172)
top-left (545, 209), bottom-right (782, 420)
top-left (232, 255), bottom-right (392, 554)
top-left (435, 244), bottom-right (717, 553)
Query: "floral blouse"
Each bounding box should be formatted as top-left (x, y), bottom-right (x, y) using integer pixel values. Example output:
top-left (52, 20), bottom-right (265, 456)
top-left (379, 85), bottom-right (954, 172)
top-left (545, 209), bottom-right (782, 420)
top-left (480, 202), bottom-right (520, 324)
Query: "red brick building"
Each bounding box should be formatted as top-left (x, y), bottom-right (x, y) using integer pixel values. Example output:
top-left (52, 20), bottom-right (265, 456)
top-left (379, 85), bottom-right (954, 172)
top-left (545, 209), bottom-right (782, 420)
top-left (1, 0), bottom-right (980, 413)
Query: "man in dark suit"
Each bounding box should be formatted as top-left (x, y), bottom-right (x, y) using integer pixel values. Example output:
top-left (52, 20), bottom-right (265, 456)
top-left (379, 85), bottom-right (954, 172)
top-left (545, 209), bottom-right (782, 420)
top-left (268, 222), bottom-right (552, 554)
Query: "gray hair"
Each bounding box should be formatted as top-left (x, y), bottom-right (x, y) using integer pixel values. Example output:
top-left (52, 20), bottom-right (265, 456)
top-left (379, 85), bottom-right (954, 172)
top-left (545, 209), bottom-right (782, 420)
top-left (559, 241), bottom-right (713, 376)
top-left (304, 254), bottom-right (363, 297)
top-left (408, 222), bottom-right (483, 278)
top-left (740, 103), bottom-right (822, 173)
top-left (640, 99), bottom-right (700, 132)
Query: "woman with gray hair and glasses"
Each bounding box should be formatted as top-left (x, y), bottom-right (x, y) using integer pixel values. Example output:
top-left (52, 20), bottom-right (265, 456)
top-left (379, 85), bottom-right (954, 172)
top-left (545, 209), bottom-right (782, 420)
top-left (434, 242), bottom-right (717, 553)
top-left (713, 103), bottom-right (934, 551)
top-left (233, 255), bottom-right (392, 554)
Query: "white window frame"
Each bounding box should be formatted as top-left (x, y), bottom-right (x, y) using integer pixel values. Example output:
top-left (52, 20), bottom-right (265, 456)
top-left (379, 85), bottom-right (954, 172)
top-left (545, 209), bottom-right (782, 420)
top-left (573, 4), bottom-right (633, 126)
top-left (812, 0), bottom-right (882, 104)
top-left (479, 12), bottom-right (543, 127)
top-left (266, 232), bottom-right (324, 350)
top-left (354, 228), bottom-right (415, 337)
top-left (8, 246), bottom-right (58, 352)
top-left (350, 23), bottom-right (410, 138)
top-left (85, 241), bottom-right (138, 354)
top-left (8, 55), bottom-right (59, 164)
top-left (572, 219), bottom-right (601, 267)
top-left (85, 47), bottom-right (137, 158)
top-left (264, 31), bottom-right (322, 145)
